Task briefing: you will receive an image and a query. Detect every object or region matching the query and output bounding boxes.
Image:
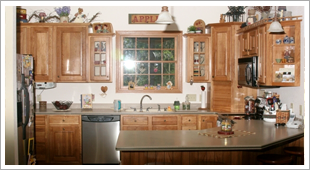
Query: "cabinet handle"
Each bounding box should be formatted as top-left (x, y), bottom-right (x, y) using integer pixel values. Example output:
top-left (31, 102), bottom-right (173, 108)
top-left (134, 120), bottom-right (136, 122)
top-left (58, 76), bottom-right (60, 78)
top-left (63, 128), bottom-right (65, 131)
top-left (164, 120), bottom-right (166, 122)
top-left (188, 119), bottom-right (191, 122)
top-left (62, 119), bottom-right (65, 122)
top-left (203, 119), bottom-right (205, 122)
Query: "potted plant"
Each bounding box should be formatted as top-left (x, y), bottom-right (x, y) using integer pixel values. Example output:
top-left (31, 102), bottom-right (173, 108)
top-left (188, 25), bottom-right (196, 33)
top-left (196, 27), bottom-right (202, 34)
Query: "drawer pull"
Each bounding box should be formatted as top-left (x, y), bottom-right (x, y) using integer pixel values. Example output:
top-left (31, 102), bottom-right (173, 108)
top-left (63, 119), bottom-right (65, 122)
top-left (203, 120), bottom-right (205, 122)
top-left (63, 128), bottom-right (65, 131)
top-left (188, 119), bottom-right (191, 122)
top-left (164, 120), bottom-right (166, 122)
top-left (134, 120), bottom-right (137, 122)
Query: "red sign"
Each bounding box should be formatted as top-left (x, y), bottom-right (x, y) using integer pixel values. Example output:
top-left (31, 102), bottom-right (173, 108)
top-left (128, 14), bottom-right (159, 24)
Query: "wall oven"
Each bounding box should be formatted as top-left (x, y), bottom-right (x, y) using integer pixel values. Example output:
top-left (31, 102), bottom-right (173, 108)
top-left (238, 56), bottom-right (258, 87)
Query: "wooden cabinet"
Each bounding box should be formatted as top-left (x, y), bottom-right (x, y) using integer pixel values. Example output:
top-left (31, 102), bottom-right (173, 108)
top-left (198, 115), bottom-right (218, 130)
top-left (257, 26), bottom-right (266, 84)
top-left (210, 25), bottom-right (233, 81)
top-left (180, 115), bottom-right (197, 130)
top-left (237, 17), bottom-right (302, 87)
top-left (184, 34), bottom-right (211, 83)
top-left (121, 115), bottom-right (150, 130)
top-left (17, 23), bottom-right (89, 83)
top-left (88, 33), bottom-right (114, 82)
top-left (17, 25), bottom-right (54, 82)
top-left (240, 29), bottom-right (258, 57)
top-left (35, 115), bottom-right (47, 163)
top-left (121, 114), bottom-right (217, 131)
top-left (152, 115), bottom-right (179, 130)
top-left (55, 26), bottom-right (87, 82)
top-left (35, 115), bottom-right (81, 165)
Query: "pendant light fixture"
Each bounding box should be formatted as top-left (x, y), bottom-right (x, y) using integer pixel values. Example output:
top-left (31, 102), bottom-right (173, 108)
top-left (267, 6), bottom-right (284, 32)
top-left (155, 6), bottom-right (174, 24)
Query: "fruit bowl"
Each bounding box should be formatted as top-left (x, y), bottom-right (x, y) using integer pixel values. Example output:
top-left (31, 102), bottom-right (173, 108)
top-left (52, 101), bottom-right (73, 110)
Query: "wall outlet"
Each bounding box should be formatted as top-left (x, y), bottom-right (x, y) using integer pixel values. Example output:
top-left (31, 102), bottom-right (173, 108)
top-left (299, 105), bottom-right (303, 116)
top-left (290, 103), bottom-right (294, 110)
top-left (187, 94), bottom-right (196, 101)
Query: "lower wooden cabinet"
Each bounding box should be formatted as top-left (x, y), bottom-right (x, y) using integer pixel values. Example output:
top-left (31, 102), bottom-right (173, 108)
top-left (35, 115), bottom-right (81, 165)
top-left (121, 114), bottom-right (218, 131)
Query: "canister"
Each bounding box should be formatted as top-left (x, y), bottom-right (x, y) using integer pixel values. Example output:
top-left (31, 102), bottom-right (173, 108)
top-left (173, 100), bottom-right (180, 110)
top-left (113, 100), bottom-right (121, 111)
top-left (39, 101), bottom-right (47, 111)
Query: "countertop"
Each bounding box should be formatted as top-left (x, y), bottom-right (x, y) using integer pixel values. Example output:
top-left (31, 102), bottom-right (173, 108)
top-left (115, 119), bottom-right (304, 151)
top-left (35, 108), bottom-right (219, 115)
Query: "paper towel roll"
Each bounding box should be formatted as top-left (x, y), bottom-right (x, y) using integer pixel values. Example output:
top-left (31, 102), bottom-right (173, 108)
top-left (201, 91), bottom-right (206, 108)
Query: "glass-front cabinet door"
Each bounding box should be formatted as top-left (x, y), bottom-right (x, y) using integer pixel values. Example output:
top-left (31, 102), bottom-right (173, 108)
top-left (185, 34), bottom-right (211, 83)
top-left (89, 34), bottom-right (113, 82)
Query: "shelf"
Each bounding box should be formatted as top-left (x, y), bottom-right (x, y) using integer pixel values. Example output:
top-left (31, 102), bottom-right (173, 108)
top-left (272, 44), bottom-right (295, 46)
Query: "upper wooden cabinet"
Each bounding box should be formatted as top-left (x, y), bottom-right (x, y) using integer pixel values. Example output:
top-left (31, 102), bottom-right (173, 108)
top-left (237, 17), bottom-right (302, 87)
top-left (88, 33), bottom-right (114, 82)
top-left (17, 25), bottom-right (54, 82)
top-left (208, 24), bottom-right (242, 81)
top-left (184, 34), bottom-right (211, 83)
top-left (55, 26), bottom-right (88, 82)
top-left (240, 29), bottom-right (258, 57)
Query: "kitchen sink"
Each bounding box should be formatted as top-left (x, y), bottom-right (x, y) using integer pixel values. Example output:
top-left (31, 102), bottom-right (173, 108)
top-left (123, 108), bottom-right (173, 113)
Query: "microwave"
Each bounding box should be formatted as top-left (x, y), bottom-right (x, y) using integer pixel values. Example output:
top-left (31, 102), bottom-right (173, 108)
top-left (238, 56), bottom-right (258, 87)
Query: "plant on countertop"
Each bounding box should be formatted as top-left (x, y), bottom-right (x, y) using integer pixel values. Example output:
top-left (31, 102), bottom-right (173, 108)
top-left (188, 25), bottom-right (196, 32)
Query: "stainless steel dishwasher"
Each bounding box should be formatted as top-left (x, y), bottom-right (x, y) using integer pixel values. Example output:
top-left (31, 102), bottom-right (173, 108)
top-left (82, 115), bottom-right (120, 164)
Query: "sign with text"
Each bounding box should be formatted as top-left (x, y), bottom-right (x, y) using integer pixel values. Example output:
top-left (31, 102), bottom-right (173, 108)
top-left (128, 14), bottom-right (159, 24)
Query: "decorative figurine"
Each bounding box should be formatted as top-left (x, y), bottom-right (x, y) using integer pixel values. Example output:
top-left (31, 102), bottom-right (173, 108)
top-left (166, 81), bottom-right (173, 90)
top-left (74, 8), bottom-right (86, 23)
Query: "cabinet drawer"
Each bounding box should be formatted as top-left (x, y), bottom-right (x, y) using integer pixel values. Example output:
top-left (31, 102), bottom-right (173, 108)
top-left (181, 125), bottom-right (197, 130)
top-left (122, 116), bottom-right (148, 125)
top-left (152, 125), bottom-right (178, 130)
top-left (181, 116), bottom-right (197, 124)
top-left (152, 116), bottom-right (178, 125)
top-left (35, 115), bottom-right (46, 125)
top-left (49, 116), bottom-right (80, 124)
top-left (122, 125), bottom-right (149, 130)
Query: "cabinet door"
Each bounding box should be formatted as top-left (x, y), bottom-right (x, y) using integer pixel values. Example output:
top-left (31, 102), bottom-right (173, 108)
top-left (199, 115), bottom-right (217, 130)
top-left (212, 26), bottom-right (231, 81)
top-left (257, 26), bottom-right (266, 84)
top-left (35, 115), bottom-right (47, 163)
top-left (248, 29), bottom-right (258, 55)
top-left (181, 115), bottom-right (197, 130)
top-left (89, 36), bottom-right (112, 82)
top-left (55, 26), bottom-right (87, 82)
top-left (49, 125), bottom-right (81, 164)
top-left (30, 26), bottom-right (54, 82)
top-left (16, 26), bottom-right (29, 54)
top-left (186, 35), bottom-right (211, 83)
top-left (240, 33), bottom-right (249, 56)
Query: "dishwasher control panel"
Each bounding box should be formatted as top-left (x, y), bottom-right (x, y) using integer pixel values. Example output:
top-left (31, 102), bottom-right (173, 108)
top-left (82, 115), bottom-right (120, 122)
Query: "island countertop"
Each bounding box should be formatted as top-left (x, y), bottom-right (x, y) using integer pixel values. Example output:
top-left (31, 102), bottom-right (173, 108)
top-left (116, 120), bottom-right (304, 151)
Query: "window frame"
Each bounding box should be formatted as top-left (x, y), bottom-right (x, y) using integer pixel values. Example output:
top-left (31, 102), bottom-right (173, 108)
top-left (116, 31), bottom-right (183, 93)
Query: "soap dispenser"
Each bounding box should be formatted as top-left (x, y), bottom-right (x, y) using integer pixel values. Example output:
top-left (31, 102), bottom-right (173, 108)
top-left (173, 99), bottom-right (180, 111)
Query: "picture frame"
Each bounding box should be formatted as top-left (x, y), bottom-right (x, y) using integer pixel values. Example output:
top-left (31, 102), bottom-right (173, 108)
top-left (28, 137), bottom-right (34, 155)
top-left (81, 94), bottom-right (94, 109)
top-left (128, 81), bottom-right (135, 90)
top-left (92, 22), bottom-right (113, 34)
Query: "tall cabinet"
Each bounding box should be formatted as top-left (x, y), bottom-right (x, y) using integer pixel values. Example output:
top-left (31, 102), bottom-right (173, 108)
top-left (206, 22), bottom-right (257, 113)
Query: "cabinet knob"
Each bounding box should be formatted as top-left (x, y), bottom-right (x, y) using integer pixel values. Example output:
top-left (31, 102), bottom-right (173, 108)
top-left (212, 76), bottom-right (214, 78)
top-left (203, 119), bottom-right (205, 122)
top-left (164, 120), bottom-right (166, 122)
top-left (134, 120), bottom-right (136, 122)
top-left (188, 119), bottom-right (191, 122)
top-left (58, 76), bottom-right (60, 78)
top-left (63, 128), bottom-right (65, 131)
top-left (63, 119), bottom-right (65, 122)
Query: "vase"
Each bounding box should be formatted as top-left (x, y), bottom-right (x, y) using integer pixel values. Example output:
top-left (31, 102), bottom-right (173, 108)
top-left (59, 16), bottom-right (69, 23)
top-left (232, 14), bottom-right (240, 22)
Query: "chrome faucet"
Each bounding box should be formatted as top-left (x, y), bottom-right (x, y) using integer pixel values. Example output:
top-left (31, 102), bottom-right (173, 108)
top-left (140, 95), bottom-right (152, 112)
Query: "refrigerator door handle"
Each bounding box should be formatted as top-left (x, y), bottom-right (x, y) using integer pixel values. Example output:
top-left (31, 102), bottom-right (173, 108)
top-left (20, 74), bottom-right (30, 140)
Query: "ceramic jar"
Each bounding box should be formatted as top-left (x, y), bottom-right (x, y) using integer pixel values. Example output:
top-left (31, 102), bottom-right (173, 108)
top-left (59, 16), bottom-right (69, 23)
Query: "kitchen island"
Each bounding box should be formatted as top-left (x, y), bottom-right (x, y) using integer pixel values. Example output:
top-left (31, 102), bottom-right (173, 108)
top-left (116, 120), bottom-right (304, 165)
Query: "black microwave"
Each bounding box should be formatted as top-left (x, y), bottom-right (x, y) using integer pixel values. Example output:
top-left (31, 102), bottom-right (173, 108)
top-left (238, 56), bottom-right (258, 87)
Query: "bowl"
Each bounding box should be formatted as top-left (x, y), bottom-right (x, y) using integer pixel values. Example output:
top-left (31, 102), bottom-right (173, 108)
top-left (275, 59), bottom-right (282, 63)
top-left (52, 100), bottom-right (73, 110)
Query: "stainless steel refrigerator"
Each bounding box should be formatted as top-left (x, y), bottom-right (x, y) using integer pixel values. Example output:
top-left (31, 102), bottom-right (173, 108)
top-left (16, 54), bottom-right (35, 165)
